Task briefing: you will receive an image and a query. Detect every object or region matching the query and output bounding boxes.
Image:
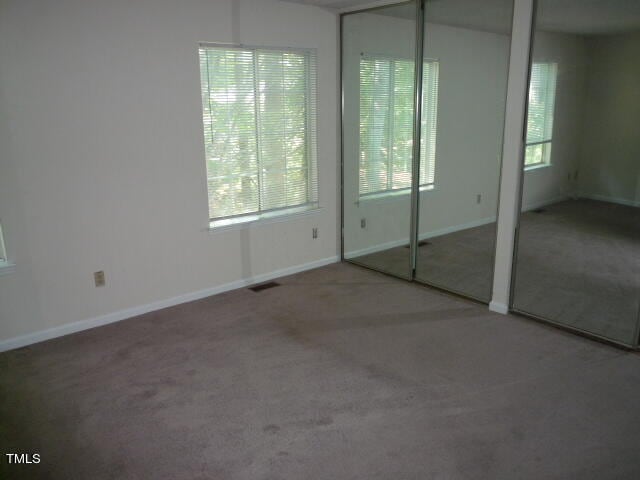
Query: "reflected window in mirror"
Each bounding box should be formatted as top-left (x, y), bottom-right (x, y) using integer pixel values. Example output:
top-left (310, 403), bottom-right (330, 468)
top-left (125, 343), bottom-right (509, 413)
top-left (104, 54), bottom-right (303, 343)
top-left (0, 222), bottom-right (6, 264)
top-left (359, 56), bottom-right (439, 196)
top-left (525, 62), bottom-right (557, 168)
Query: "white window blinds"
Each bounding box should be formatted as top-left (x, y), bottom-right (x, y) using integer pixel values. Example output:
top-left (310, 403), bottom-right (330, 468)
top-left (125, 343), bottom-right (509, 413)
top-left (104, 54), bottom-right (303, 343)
top-left (525, 62), bottom-right (557, 166)
top-left (359, 56), bottom-right (439, 196)
top-left (0, 222), bottom-right (6, 263)
top-left (198, 45), bottom-right (318, 222)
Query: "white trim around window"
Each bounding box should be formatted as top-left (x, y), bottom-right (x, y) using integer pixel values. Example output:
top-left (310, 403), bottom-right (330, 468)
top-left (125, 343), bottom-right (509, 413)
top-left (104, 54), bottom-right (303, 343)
top-left (0, 222), bottom-right (14, 275)
top-left (198, 43), bottom-right (319, 229)
top-left (524, 62), bottom-right (557, 169)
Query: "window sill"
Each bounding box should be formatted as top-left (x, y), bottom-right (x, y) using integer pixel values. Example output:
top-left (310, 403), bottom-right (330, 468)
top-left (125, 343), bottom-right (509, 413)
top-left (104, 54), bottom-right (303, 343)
top-left (207, 206), bottom-right (322, 233)
top-left (524, 163), bottom-right (552, 172)
top-left (0, 262), bottom-right (16, 276)
top-left (358, 184), bottom-right (435, 203)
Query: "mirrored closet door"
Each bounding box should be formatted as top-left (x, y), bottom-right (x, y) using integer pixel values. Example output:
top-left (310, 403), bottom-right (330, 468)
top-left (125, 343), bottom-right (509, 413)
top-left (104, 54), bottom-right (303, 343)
top-left (341, 1), bottom-right (418, 280)
top-left (414, 0), bottom-right (513, 301)
top-left (511, 0), bottom-right (640, 346)
top-left (341, 0), bottom-right (513, 303)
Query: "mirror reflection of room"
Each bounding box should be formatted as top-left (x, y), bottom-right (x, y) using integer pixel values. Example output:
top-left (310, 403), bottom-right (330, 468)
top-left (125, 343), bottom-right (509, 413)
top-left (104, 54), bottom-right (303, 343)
top-left (512, 0), bottom-right (640, 345)
top-left (414, 0), bottom-right (513, 301)
top-left (342, 1), bottom-right (418, 280)
top-left (342, 0), bottom-right (514, 301)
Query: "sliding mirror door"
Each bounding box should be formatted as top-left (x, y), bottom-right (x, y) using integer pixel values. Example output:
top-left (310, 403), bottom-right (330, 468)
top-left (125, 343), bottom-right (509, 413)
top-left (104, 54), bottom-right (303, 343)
top-left (414, 0), bottom-right (514, 301)
top-left (512, 0), bottom-right (640, 345)
top-left (342, 1), bottom-right (418, 280)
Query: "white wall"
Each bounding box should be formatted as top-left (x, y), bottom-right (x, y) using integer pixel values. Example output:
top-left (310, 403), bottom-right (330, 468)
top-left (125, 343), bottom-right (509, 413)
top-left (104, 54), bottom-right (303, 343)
top-left (578, 32), bottom-right (640, 206)
top-left (521, 31), bottom-right (588, 209)
top-left (524, 30), bottom-right (640, 209)
top-left (343, 13), bottom-right (511, 256)
top-left (0, 0), bottom-right (339, 345)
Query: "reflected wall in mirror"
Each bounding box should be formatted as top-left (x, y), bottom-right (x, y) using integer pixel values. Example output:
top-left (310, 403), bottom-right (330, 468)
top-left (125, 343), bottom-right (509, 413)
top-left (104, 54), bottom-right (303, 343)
top-left (342, 2), bottom-right (417, 280)
top-left (414, 0), bottom-right (514, 301)
top-left (512, 0), bottom-right (640, 345)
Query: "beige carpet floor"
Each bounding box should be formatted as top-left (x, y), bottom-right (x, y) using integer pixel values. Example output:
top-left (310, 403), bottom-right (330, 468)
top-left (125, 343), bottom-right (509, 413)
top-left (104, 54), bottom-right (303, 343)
top-left (1, 262), bottom-right (640, 479)
top-left (353, 199), bottom-right (640, 344)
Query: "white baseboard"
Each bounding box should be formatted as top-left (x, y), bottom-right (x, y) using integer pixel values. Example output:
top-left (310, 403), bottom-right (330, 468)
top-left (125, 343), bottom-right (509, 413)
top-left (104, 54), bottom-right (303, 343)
top-left (421, 216), bottom-right (496, 240)
top-left (0, 255), bottom-right (339, 353)
top-left (522, 194), bottom-right (639, 211)
top-left (489, 301), bottom-right (509, 315)
top-left (521, 195), bottom-right (569, 212)
top-left (344, 216), bottom-right (496, 259)
top-left (579, 193), bottom-right (640, 208)
top-left (344, 238), bottom-right (408, 259)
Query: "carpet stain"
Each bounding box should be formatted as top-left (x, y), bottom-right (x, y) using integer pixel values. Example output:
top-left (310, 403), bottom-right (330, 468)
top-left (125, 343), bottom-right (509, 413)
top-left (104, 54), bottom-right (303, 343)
top-left (263, 424), bottom-right (281, 434)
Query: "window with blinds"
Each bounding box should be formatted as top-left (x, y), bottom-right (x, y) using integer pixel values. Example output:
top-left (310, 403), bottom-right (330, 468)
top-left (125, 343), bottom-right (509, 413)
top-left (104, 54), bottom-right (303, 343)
top-left (359, 56), bottom-right (439, 196)
top-left (198, 45), bottom-right (318, 225)
top-left (525, 62), bottom-right (557, 167)
top-left (0, 222), bottom-right (6, 264)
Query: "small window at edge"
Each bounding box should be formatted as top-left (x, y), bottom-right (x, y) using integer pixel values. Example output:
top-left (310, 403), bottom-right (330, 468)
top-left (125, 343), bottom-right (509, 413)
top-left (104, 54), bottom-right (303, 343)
top-left (0, 222), bottom-right (7, 264)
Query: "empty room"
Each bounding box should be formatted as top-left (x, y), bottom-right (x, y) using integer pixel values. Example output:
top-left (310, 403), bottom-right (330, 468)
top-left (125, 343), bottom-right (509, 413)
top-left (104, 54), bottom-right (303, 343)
top-left (1, 0), bottom-right (639, 478)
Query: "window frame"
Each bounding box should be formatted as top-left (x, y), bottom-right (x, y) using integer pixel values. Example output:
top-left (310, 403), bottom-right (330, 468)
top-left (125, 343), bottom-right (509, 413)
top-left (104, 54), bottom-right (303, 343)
top-left (358, 54), bottom-right (439, 198)
top-left (0, 222), bottom-right (6, 264)
top-left (198, 43), bottom-right (319, 229)
top-left (524, 62), bottom-right (557, 170)
top-left (0, 221), bottom-right (15, 275)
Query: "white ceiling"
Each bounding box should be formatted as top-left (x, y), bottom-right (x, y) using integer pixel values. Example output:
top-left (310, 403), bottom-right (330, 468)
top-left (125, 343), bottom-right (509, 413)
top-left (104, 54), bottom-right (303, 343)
top-left (282, 0), bottom-right (640, 35)
top-left (536, 0), bottom-right (640, 35)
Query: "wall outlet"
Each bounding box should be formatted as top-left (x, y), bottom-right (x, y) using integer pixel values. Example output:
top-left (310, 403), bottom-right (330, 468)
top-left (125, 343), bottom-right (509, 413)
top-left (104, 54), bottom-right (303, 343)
top-left (361, 218), bottom-right (366, 229)
top-left (312, 227), bottom-right (318, 239)
top-left (94, 270), bottom-right (105, 287)
top-left (476, 194), bottom-right (482, 204)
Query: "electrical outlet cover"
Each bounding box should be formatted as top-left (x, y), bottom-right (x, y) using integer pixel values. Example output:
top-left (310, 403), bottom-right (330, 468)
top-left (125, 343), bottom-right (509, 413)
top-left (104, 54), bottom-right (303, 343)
top-left (94, 271), bottom-right (105, 287)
